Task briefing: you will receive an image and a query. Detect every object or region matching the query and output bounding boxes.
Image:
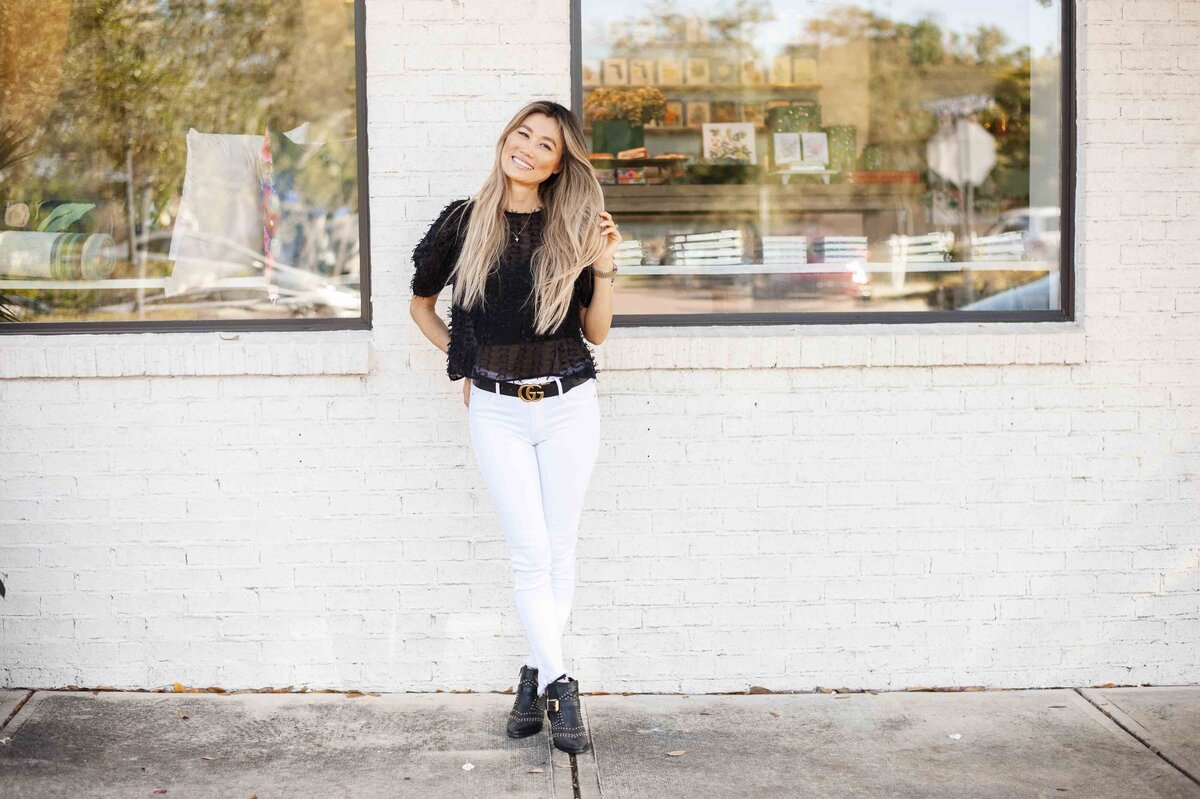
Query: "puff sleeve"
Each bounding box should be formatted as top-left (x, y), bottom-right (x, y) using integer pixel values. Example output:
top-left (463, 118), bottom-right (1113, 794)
top-left (411, 198), bottom-right (471, 297)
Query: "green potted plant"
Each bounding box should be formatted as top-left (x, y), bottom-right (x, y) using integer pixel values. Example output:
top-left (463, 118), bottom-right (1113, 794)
top-left (584, 87), bottom-right (666, 154)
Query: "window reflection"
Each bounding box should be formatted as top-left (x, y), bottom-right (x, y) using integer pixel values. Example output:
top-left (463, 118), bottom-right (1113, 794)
top-left (0, 0), bottom-right (362, 324)
top-left (580, 0), bottom-right (1065, 315)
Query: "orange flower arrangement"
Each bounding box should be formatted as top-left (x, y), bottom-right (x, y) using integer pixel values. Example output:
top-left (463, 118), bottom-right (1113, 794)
top-left (583, 87), bottom-right (667, 125)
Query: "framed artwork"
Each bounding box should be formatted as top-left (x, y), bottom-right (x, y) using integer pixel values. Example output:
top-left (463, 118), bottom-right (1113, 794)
top-left (664, 100), bottom-right (684, 127)
top-left (702, 122), bottom-right (757, 164)
top-left (773, 133), bottom-right (803, 166)
top-left (712, 101), bottom-right (737, 123)
top-left (801, 131), bottom-right (830, 164)
top-left (686, 101), bottom-right (710, 127)
top-left (770, 56), bottom-right (792, 84)
top-left (659, 57), bottom-right (682, 85)
top-left (582, 60), bottom-right (600, 86)
top-left (629, 59), bottom-right (656, 86)
top-left (711, 58), bottom-right (738, 85)
top-left (684, 57), bottom-right (710, 85)
top-left (603, 58), bottom-right (629, 85)
top-left (742, 103), bottom-right (765, 127)
top-left (741, 58), bottom-right (764, 85)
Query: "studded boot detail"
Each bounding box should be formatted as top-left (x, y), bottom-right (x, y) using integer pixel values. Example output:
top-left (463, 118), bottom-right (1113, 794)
top-left (506, 664), bottom-right (546, 738)
top-left (545, 675), bottom-right (589, 754)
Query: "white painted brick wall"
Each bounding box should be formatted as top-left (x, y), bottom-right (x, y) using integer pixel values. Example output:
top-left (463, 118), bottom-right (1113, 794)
top-left (1, 0), bottom-right (1198, 693)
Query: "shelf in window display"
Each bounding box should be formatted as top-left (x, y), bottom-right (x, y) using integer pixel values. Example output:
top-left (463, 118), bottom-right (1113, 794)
top-left (612, 261), bottom-right (1054, 277)
top-left (599, 182), bottom-right (922, 215)
top-left (583, 83), bottom-right (821, 91)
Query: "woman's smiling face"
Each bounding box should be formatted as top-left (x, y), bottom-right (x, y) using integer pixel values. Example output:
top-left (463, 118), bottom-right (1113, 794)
top-left (502, 112), bottom-right (564, 187)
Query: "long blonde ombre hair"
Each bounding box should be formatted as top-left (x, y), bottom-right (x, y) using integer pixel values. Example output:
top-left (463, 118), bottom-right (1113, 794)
top-left (446, 100), bottom-right (609, 335)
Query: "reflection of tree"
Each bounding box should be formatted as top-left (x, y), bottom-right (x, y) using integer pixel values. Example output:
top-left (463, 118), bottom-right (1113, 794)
top-left (0, 0), bottom-right (360, 321)
top-left (1, 0), bottom-right (358, 233)
top-left (608, 0), bottom-right (774, 56)
top-left (807, 5), bottom-right (1035, 211)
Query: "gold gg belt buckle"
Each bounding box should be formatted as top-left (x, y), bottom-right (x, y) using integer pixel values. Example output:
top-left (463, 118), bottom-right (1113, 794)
top-left (517, 383), bottom-right (545, 402)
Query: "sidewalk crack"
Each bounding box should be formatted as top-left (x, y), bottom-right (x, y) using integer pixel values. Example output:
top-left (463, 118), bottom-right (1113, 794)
top-left (1074, 687), bottom-right (1200, 789)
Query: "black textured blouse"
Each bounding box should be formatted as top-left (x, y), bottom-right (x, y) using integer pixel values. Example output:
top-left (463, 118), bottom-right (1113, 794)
top-left (411, 198), bottom-right (598, 383)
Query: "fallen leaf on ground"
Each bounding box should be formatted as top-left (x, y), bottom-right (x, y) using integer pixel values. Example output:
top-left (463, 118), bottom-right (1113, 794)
top-left (667, 750), bottom-right (686, 757)
top-left (200, 757), bottom-right (215, 762)
top-left (176, 708), bottom-right (188, 720)
top-left (748, 685), bottom-right (773, 694)
top-left (527, 768), bottom-right (545, 773)
top-left (698, 710), bottom-right (714, 715)
top-left (152, 789), bottom-right (167, 795)
top-left (768, 711), bottom-right (780, 717)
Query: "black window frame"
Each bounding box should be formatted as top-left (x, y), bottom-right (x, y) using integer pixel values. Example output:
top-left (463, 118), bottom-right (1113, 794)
top-left (570, 0), bottom-right (1077, 328)
top-left (0, 0), bottom-right (373, 336)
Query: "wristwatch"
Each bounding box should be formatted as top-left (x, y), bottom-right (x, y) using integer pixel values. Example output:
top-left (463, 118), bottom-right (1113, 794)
top-left (592, 263), bottom-right (618, 283)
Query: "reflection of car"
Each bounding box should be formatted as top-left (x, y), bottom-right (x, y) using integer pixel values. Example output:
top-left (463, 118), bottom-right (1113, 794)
top-left (960, 271), bottom-right (1060, 311)
top-left (984, 206), bottom-right (1061, 262)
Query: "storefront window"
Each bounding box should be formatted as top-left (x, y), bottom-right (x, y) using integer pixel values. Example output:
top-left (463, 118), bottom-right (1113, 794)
top-left (577, 0), bottom-right (1069, 320)
top-left (0, 0), bottom-right (366, 329)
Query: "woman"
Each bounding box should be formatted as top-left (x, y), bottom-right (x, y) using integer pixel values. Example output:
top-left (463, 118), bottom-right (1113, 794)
top-left (408, 100), bottom-right (621, 755)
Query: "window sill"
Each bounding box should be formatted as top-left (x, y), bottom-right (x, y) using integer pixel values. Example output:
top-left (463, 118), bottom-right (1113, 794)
top-left (598, 321), bottom-right (1085, 370)
top-left (0, 329), bottom-right (372, 379)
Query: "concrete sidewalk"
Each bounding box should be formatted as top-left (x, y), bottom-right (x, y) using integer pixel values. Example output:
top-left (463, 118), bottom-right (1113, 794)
top-left (1, 686), bottom-right (1198, 798)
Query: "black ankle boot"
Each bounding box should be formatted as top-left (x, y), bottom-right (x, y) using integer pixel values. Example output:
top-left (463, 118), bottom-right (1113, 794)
top-left (545, 675), bottom-right (589, 754)
top-left (506, 664), bottom-right (546, 738)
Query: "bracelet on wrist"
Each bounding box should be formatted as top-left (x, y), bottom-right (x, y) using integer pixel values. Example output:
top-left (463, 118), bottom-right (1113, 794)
top-left (591, 263), bottom-right (618, 279)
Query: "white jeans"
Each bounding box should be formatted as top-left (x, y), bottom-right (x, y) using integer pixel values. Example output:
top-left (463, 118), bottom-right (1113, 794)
top-left (468, 374), bottom-right (601, 696)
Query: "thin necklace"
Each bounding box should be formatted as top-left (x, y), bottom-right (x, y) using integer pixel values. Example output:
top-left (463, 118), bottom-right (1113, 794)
top-left (508, 210), bottom-right (537, 243)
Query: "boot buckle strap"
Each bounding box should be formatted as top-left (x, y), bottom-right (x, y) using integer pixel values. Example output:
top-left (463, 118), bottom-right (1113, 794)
top-left (548, 698), bottom-right (560, 713)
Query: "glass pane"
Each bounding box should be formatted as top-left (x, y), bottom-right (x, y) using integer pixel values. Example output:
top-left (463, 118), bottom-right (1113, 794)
top-left (0, 0), bottom-right (362, 324)
top-left (580, 1), bottom-right (1064, 315)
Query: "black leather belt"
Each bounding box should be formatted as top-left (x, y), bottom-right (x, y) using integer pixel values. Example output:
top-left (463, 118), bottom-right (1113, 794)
top-left (471, 373), bottom-right (591, 402)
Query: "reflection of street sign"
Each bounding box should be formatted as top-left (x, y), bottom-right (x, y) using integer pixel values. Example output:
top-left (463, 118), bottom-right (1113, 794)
top-left (926, 120), bottom-right (996, 187)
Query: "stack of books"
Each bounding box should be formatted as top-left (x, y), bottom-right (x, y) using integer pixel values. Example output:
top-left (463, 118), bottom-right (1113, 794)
top-left (664, 229), bottom-right (745, 267)
top-left (613, 239), bottom-right (644, 267)
top-left (970, 231), bottom-right (1027, 262)
top-left (886, 232), bottom-right (954, 264)
top-left (761, 235), bottom-right (809, 265)
top-left (810, 236), bottom-right (868, 264)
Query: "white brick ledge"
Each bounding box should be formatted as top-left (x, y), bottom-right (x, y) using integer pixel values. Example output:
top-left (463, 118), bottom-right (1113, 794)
top-left (0, 330), bottom-right (372, 379)
top-left (0, 323), bottom-right (1084, 379)
top-left (599, 322), bottom-right (1086, 370)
